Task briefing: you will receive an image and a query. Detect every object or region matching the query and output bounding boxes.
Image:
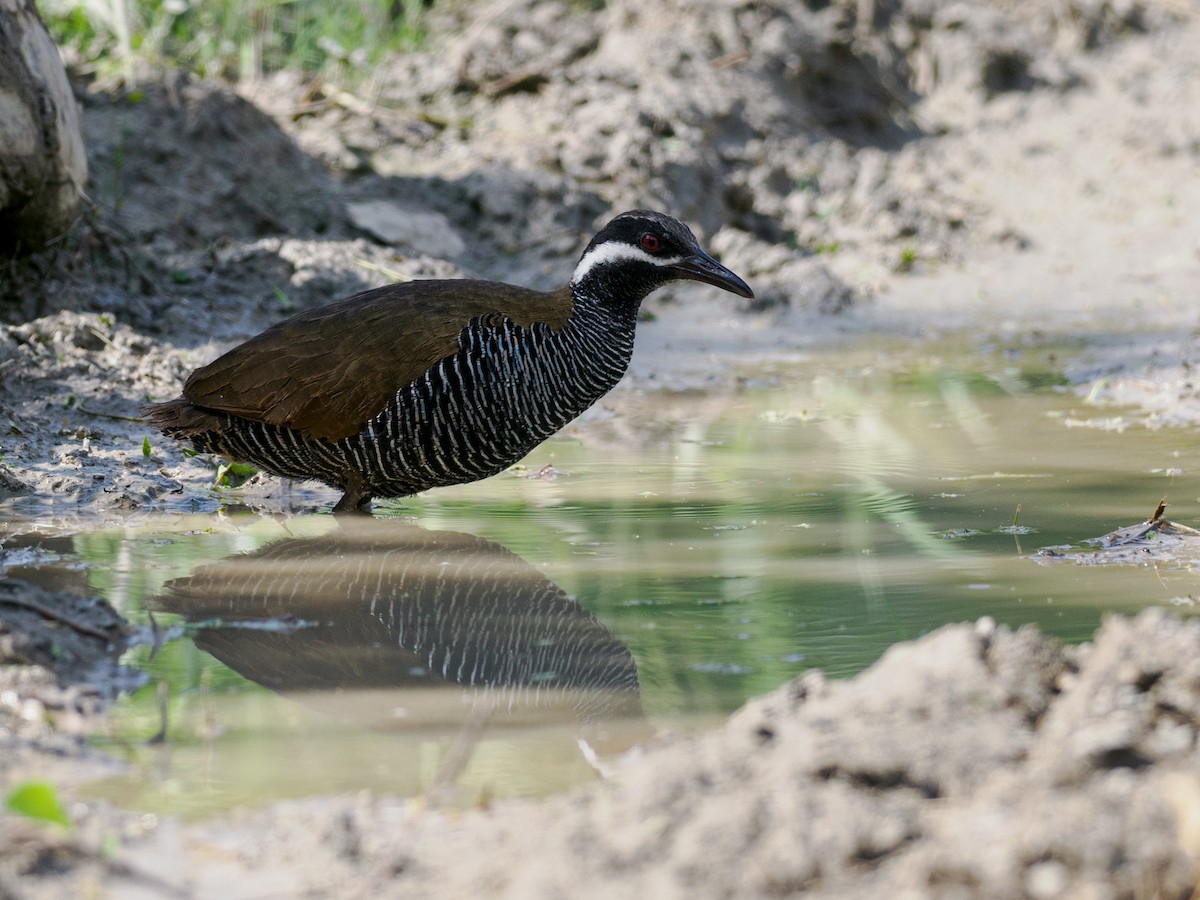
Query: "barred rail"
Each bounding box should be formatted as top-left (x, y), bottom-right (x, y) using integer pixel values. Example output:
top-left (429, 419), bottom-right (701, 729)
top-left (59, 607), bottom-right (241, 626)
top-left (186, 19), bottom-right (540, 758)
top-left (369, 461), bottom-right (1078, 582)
top-left (146, 210), bottom-right (753, 511)
top-left (187, 298), bottom-right (636, 500)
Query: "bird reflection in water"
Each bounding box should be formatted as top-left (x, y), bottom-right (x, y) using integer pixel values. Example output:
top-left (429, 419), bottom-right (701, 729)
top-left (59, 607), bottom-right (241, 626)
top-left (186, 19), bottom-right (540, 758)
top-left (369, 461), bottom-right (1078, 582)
top-left (151, 518), bottom-right (644, 785)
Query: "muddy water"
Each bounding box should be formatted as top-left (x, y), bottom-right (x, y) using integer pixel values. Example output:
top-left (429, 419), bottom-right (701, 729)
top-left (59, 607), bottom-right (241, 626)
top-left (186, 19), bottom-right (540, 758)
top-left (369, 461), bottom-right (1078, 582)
top-left (6, 338), bottom-right (1200, 814)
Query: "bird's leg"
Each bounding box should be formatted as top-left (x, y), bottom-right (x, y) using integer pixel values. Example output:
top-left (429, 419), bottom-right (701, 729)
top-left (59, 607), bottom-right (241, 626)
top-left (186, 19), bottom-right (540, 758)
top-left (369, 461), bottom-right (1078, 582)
top-left (332, 473), bottom-right (372, 516)
top-left (332, 491), bottom-right (372, 515)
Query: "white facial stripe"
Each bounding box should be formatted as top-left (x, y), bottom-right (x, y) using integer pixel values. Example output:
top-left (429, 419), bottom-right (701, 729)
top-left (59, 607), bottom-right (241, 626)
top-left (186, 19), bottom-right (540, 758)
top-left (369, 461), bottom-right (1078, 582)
top-left (571, 241), bottom-right (682, 285)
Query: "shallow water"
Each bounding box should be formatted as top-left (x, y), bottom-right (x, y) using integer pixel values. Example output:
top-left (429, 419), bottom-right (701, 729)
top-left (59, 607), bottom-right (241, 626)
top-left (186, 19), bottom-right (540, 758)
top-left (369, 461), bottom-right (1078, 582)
top-left (5, 337), bottom-right (1200, 814)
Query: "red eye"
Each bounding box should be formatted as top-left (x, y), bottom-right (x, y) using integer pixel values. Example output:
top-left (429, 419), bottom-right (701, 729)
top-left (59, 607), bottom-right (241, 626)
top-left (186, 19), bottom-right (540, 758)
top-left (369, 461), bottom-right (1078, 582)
top-left (640, 233), bottom-right (662, 253)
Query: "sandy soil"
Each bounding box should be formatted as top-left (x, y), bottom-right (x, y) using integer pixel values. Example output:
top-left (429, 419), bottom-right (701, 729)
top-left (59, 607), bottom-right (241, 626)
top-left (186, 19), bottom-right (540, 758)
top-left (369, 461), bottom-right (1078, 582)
top-left (3, 0), bottom-right (1200, 895)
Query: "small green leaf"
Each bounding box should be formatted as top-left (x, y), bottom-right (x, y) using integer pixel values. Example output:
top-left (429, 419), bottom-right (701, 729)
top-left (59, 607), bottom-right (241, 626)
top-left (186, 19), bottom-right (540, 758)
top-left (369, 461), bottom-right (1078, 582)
top-left (142, 436), bottom-right (152, 457)
top-left (273, 286), bottom-right (295, 312)
top-left (6, 781), bottom-right (71, 828)
top-left (170, 270), bottom-right (192, 284)
top-left (214, 461), bottom-right (258, 487)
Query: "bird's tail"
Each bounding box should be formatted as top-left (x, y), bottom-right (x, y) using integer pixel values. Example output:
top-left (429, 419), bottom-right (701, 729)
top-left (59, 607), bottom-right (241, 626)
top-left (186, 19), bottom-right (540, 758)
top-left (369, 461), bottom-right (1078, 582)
top-left (142, 398), bottom-right (225, 438)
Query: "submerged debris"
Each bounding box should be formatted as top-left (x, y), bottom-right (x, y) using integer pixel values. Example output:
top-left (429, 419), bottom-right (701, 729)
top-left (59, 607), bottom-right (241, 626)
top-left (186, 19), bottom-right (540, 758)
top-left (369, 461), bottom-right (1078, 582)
top-left (1035, 499), bottom-right (1200, 566)
top-left (1089, 498), bottom-right (1200, 547)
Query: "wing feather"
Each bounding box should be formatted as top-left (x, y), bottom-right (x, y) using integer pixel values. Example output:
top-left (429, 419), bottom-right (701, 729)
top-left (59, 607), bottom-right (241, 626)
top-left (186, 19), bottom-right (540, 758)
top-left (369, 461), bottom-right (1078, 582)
top-left (183, 280), bottom-right (573, 441)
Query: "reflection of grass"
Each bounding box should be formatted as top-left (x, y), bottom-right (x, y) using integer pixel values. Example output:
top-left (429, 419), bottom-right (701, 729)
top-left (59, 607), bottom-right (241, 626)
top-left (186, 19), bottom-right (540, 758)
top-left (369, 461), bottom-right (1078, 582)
top-left (103, 644), bottom-right (266, 746)
top-left (812, 375), bottom-right (988, 562)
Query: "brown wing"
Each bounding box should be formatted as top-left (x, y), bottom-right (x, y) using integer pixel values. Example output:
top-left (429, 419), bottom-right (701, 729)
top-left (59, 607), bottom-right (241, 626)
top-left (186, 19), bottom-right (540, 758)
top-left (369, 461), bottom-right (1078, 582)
top-left (183, 279), bottom-right (574, 441)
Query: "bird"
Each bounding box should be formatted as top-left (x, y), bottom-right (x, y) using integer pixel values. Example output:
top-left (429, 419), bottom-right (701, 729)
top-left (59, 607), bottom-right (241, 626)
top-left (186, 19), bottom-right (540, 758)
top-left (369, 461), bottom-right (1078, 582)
top-left (144, 210), bottom-right (753, 513)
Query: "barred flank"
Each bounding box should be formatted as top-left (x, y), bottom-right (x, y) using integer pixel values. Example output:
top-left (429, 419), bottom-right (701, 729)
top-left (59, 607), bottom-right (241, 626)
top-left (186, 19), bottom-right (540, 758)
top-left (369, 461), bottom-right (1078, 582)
top-left (186, 297), bottom-right (638, 499)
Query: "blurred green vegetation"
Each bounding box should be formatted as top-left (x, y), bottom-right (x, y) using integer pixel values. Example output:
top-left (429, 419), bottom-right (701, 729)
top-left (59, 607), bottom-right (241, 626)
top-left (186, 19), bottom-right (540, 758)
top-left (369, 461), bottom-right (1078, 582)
top-left (5, 781), bottom-right (72, 828)
top-left (36, 0), bottom-right (428, 83)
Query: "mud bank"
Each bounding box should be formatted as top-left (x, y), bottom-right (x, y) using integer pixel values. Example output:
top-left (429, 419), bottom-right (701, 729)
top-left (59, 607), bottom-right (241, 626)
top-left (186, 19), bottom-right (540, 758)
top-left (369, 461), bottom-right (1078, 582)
top-left (3, 609), bottom-right (1199, 897)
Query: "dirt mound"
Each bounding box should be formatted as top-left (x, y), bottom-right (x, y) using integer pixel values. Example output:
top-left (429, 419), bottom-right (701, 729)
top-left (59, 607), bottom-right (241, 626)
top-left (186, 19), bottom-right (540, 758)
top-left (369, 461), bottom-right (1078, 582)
top-left (88, 77), bottom-right (343, 246)
top-left (0, 577), bottom-right (139, 703)
top-left (5, 610), bottom-right (1196, 897)
top-left (3, 0), bottom-right (1179, 331)
top-left (353, 609), bottom-right (1197, 898)
top-left (2, 77), bottom-right (348, 323)
top-left (298, 0), bottom-right (1179, 293)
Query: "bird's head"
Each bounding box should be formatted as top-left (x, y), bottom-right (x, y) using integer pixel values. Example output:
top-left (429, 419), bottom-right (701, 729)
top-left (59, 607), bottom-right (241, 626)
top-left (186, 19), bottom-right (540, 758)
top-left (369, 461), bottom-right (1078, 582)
top-left (571, 210), bottom-right (753, 306)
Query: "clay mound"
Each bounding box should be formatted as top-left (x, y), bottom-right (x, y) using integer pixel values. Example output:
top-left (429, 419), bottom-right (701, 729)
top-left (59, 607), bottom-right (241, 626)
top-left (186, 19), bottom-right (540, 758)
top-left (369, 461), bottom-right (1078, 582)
top-left (328, 609), bottom-right (1199, 896)
top-left (19, 609), bottom-right (1192, 898)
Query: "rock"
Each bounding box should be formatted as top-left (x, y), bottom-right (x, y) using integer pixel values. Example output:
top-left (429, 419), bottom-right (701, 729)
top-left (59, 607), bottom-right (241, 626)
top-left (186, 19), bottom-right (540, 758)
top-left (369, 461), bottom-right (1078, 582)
top-left (345, 201), bottom-right (466, 259)
top-left (85, 78), bottom-right (344, 248)
top-left (0, 0), bottom-right (88, 252)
